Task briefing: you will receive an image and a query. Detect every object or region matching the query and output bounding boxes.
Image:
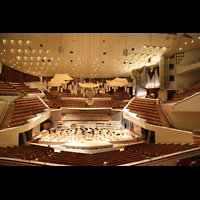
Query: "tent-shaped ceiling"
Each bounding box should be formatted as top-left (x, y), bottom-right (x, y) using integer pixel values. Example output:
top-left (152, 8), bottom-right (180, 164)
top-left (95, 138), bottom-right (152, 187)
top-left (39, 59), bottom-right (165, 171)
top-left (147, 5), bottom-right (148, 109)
top-left (78, 82), bottom-right (101, 88)
top-left (106, 77), bottom-right (128, 87)
top-left (47, 73), bottom-right (73, 87)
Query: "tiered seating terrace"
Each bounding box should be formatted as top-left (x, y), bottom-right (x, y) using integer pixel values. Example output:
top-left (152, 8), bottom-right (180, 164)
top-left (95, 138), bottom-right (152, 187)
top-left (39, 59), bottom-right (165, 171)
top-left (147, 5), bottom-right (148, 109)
top-left (127, 98), bottom-right (162, 126)
top-left (10, 98), bottom-right (46, 127)
top-left (167, 83), bottom-right (200, 103)
top-left (0, 81), bottom-right (18, 96)
top-left (0, 145), bottom-right (54, 160)
top-left (8, 82), bottom-right (41, 94)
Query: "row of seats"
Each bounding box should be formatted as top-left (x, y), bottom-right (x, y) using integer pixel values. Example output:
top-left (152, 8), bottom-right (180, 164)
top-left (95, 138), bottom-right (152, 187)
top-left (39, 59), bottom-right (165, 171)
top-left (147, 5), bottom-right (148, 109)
top-left (175, 154), bottom-right (200, 166)
top-left (125, 142), bottom-right (199, 157)
top-left (0, 145), bottom-right (54, 160)
top-left (45, 99), bottom-right (129, 109)
top-left (1, 143), bottom-right (198, 166)
top-left (127, 98), bottom-right (161, 126)
top-left (112, 91), bottom-right (131, 100)
top-left (0, 82), bottom-right (18, 96)
top-left (8, 82), bottom-right (41, 94)
top-left (167, 83), bottom-right (200, 103)
top-left (10, 98), bottom-right (46, 127)
top-left (38, 150), bottom-right (146, 166)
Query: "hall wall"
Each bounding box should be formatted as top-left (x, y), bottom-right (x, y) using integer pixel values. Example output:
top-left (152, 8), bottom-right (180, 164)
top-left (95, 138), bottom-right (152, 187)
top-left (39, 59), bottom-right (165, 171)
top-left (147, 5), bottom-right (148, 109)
top-left (0, 65), bottom-right (51, 83)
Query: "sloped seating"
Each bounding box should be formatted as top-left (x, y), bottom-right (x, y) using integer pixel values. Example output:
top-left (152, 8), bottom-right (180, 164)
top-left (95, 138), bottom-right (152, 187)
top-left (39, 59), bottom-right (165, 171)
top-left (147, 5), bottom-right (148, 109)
top-left (8, 82), bottom-right (41, 94)
top-left (127, 98), bottom-right (162, 126)
top-left (113, 91), bottom-right (131, 100)
top-left (126, 142), bottom-right (199, 158)
top-left (38, 149), bottom-right (146, 166)
top-left (10, 98), bottom-right (46, 127)
top-left (167, 83), bottom-right (200, 103)
top-left (0, 145), bottom-right (54, 160)
top-left (0, 82), bottom-right (18, 96)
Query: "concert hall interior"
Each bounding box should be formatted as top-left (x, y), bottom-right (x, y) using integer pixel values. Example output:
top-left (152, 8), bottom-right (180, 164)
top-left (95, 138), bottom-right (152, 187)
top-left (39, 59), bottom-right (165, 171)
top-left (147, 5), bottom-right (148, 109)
top-left (0, 33), bottom-right (200, 166)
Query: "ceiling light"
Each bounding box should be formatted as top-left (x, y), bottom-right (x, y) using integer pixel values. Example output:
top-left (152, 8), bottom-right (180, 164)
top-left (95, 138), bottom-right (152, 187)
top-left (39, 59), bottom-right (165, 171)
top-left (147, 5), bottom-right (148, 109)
top-left (179, 48), bottom-right (182, 50)
top-left (185, 42), bottom-right (187, 44)
top-left (58, 44), bottom-right (64, 53)
top-left (191, 40), bottom-right (194, 43)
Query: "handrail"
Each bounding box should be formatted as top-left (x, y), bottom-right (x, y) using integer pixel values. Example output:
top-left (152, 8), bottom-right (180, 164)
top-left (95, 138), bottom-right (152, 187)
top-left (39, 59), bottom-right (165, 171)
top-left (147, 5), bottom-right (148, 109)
top-left (174, 92), bottom-right (200, 106)
top-left (177, 59), bottom-right (200, 74)
top-left (179, 58), bottom-right (200, 68)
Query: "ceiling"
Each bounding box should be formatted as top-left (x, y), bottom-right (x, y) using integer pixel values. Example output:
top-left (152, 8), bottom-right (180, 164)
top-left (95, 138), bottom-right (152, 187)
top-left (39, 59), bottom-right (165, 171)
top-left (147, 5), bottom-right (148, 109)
top-left (0, 33), bottom-right (200, 78)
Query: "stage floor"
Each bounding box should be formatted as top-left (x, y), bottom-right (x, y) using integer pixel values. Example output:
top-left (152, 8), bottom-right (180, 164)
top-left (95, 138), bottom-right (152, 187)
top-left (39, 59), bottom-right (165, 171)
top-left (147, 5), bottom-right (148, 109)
top-left (32, 121), bottom-right (139, 152)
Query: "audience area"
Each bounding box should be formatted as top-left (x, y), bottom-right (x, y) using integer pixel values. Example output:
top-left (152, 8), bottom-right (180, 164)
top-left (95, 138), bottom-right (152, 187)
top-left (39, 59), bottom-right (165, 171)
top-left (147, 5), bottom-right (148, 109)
top-left (127, 98), bottom-right (162, 126)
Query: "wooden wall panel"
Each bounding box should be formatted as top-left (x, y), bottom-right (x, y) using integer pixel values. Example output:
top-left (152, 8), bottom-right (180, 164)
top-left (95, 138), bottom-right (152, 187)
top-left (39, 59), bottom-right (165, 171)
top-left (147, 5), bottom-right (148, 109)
top-left (0, 65), bottom-right (40, 83)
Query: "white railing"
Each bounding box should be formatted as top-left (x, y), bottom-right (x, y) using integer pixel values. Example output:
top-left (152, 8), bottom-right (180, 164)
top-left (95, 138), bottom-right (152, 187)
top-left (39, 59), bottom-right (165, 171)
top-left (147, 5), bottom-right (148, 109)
top-left (177, 58), bottom-right (200, 74)
top-left (174, 92), bottom-right (200, 106)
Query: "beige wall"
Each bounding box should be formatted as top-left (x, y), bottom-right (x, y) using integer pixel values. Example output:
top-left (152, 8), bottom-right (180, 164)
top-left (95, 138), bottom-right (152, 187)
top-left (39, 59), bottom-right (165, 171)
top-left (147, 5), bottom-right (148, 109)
top-left (123, 108), bottom-right (194, 144)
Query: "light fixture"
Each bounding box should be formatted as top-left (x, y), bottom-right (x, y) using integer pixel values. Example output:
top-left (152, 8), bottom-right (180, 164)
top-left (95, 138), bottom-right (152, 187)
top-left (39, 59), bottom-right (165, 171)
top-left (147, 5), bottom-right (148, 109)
top-left (179, 47), bottom-right (182, 50)
top-left (58, 44), bottom-right (64, 53)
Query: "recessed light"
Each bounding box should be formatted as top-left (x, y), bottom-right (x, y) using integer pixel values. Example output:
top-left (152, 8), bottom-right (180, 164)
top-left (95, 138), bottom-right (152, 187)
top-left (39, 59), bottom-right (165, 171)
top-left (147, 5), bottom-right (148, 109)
top-left (185, 42), bottom-right (187, 44)
top-left (70, 51), bottom-right (73, 54)
top-left (179, 48), bottom-right (182, 50)
top-left (72, 38), bottom-right (75, 41)
top-left (103, 40), bottom-right (105, 42)
top-left (191, 40), bottom-right (194, 43)
top-left (103, 52), bottom-right (106, 55)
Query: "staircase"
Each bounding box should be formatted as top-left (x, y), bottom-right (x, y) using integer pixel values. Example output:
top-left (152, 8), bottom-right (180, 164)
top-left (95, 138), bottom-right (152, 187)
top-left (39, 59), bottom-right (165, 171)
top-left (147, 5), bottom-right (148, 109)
top-left (156, 104), bottom-right (171, 128)
top-left (0, 103), bottom-right (15, 130)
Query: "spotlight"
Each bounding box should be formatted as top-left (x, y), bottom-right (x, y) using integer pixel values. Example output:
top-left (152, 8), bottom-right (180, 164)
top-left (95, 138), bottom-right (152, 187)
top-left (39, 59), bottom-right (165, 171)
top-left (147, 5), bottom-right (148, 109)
top-left (58, 44), bottom-right (64, 53)
top-left (123, 47), bottom-right (128, 56)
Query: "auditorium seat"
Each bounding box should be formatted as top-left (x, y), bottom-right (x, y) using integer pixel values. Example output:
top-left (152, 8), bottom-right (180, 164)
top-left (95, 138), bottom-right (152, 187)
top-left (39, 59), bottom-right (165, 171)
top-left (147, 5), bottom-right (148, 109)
top-left (127, 98), bottom-right (162, 126)
top-left (0, 145), bottom-right (54, 160)
top-left (10, 98), bottom-right (46, 127)
top-left (0, 82), bottom-right (18, 96)
top-left (167, 83), bottom-right (200, 103)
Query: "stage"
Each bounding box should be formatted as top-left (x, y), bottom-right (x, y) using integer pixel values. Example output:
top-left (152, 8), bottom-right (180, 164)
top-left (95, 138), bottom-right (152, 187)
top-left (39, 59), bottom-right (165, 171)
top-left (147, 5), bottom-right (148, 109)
top-left (32, 121), bottom-right (139, 152)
